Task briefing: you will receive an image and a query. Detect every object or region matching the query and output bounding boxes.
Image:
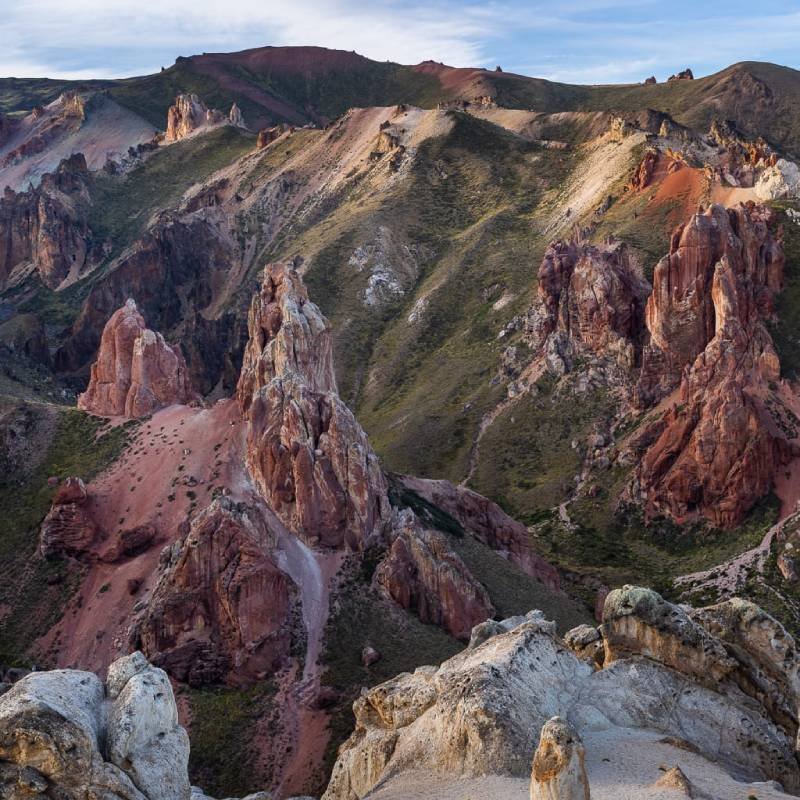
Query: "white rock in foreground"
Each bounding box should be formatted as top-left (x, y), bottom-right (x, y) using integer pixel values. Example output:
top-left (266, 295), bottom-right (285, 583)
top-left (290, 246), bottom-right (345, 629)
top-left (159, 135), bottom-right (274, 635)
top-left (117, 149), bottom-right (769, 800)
top-left (323, 588), bottom-right (800, 800)
top-left (0, 651), bottom-right (265, 800)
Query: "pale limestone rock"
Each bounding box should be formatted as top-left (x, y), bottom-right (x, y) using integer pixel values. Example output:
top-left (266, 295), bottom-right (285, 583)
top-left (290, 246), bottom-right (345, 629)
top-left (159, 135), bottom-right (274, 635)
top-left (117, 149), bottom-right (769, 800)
top-left (323, 588), bottom-right (800, 799)
top-left (106, 656), bottom-right (190, 800)
top-left (755, 158), bottom-right (800, 200)
top-left (530, 717), bottom-right (590, 800)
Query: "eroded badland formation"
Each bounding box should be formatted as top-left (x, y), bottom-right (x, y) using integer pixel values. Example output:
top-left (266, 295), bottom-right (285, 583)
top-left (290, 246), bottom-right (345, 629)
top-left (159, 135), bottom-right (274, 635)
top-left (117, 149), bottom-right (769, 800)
top-left (4, 45), bottom-right (800, 799)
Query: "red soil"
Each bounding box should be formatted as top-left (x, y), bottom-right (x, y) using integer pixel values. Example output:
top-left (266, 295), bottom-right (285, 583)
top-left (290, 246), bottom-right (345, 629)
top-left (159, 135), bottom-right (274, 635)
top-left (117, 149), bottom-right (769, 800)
top-left (36, 399), bottom-right (248, 672)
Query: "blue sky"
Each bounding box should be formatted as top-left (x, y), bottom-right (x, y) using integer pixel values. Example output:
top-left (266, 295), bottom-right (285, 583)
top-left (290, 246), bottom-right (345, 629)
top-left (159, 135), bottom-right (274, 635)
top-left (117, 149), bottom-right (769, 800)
top-left (3, 0), bottom-right (800, 84)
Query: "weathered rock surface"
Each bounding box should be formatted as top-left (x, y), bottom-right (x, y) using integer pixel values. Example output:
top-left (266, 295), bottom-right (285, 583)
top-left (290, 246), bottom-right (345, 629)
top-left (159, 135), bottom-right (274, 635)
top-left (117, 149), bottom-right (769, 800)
top-left (78, 299), bottom-right (197, 417)
top-left (323, 589), bottom-right (800, 800)
top-left (135, 497), bottom-right (297, 685)
top-left (237, 262), bottom-right (389, 549)
top-left (525, 239), bottom-right (649, 376)
top-left (603, 586), bottom-right (800, 756)
top-left (632, 203), bottom-right (792, 527)
top-left (39, 476), bottom-right (98, 558)
top-left (0, 652), bottom-right (189, 800)
top-left (756, 158), bottom-right (800, 200)
top-left (0, 153), bottom-right (93, 289)
top-left (397, 475), bottom-right (560, 588)
top-left (530, 717), bottom-right (590, 800)
top-left (55, 216), bottom-right (241, 396)
top-left (165, 94), bottom-right (225, 142)
top-left (374, 511), bottom-right (494, 640)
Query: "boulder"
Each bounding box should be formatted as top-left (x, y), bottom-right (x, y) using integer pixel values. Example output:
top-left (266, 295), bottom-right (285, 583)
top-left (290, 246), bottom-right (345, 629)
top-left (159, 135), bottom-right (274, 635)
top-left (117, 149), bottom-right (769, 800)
top-left (78, 299), bottom-right (197, 417)
top-left (530, 717), bottom-right (590, 800)
top-left (39, 476), bottom-right (98, 558)
top-left (105, 653), bottom-right (190, 800)
top-left (323, 589), bottom-right (800, 799)
top-left (236, 262), bottom-right (389, 549)
top-left (0, 652), bottom-right (189, 800)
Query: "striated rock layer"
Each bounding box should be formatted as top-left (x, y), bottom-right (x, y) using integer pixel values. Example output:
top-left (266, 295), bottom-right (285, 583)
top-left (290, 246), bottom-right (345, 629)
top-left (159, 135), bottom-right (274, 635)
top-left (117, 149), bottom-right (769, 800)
top-left (39, 476), bottom-right (97, 558)
top-left (632, 203), bottom-right (793, 527)
top-left (374, 510), bottom-right (494, 641)
top-left (78, 299), bottom-right (197, 418)
top-left (237, 262), bottom-right (390, 549)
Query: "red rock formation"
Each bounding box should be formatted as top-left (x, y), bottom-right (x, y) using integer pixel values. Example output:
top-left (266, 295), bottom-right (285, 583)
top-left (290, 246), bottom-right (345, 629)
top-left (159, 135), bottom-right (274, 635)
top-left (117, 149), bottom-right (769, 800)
top-left (668, 68), bottom-right (694, 81)
top-left (136, 498), bottom-right (297, 685)
top-left (526, 239), bottom-right (650, 373)
top-left (78, 299), bottom-right (197, 417)
top-left (636, 203), bottom-right (783, 405)
top-left (237, 262), bottom-right (389, 549)
top-left (628, 149), bottom-right (658, 191)
top-left (256, 124), bottom-right (290, 149)
top-left (0, 153), bottom-right (93, 289)
top-left (39, 477), bottom-right (98, 558)
top-left (374, 513), bottom-right (494, 640)
top-left (632, 203), bottom-right (793, 528)
top-left (165, 94), bottom-right (225, 143)
top-left (398, 475), bottom-right (560, 589)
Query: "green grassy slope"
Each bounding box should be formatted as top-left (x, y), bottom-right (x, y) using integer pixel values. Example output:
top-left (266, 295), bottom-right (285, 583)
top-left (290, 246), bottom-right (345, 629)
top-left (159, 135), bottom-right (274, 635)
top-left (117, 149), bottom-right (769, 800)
top-left (3, 52), bottom-right (799, 156)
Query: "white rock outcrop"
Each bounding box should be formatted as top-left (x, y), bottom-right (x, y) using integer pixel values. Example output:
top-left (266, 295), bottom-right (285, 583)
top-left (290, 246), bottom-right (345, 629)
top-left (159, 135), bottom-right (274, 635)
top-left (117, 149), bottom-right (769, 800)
top-left (0, 651), bottom-right (263, 800)
top-left (755, 158), bottom-right (800, 200)
top-left (323, 588), bottom-right (800, 800)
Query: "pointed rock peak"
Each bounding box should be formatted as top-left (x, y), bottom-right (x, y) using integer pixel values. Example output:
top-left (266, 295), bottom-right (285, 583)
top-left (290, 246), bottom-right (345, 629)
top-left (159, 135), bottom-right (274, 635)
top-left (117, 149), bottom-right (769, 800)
top-left (237, 262), bottom-right (389, 550)
top-left (237, 261), bottom-right (337, 407)
top-left (229, 102), bottom-right (245, 128)
top-left (78, 301), bottom-right (197, 418)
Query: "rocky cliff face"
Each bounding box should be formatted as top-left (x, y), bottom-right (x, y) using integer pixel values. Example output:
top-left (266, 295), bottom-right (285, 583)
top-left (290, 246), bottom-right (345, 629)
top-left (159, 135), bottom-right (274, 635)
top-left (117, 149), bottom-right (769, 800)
top-left (374, 511), bottom-right (494, 640)
top-left (0, 153), bottom-right (93, 289)
top-left (525, 239), bottom-right (650, 377)
top-left (237, 262), bottom-right (390, 549)
top-left (78, 299), bottom-right (197, 417)
top-left (135, 498), bottom-right (298, 686)
top-left (55, 217), bottom-right (241, 395)
top-left (632, 203), bottom-right (793, 527)
top-left (324, 588), bottom-right (800, 799)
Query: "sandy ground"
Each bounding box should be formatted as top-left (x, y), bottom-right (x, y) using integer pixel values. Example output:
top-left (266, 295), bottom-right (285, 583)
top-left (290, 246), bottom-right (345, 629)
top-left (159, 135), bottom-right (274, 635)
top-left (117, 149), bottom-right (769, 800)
top-left (366, 728), bottom-right (791, 800)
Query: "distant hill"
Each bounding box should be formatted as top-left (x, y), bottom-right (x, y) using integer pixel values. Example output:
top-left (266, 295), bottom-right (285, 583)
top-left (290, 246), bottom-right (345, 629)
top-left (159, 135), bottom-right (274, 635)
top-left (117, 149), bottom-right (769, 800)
top-left (2, 49), bottom-right (800, 155)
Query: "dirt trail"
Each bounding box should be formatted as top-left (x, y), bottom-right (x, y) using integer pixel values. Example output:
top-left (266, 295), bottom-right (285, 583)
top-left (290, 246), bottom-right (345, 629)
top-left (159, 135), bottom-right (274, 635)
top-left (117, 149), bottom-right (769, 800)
top-left (270, 511), bottom-right (343, 797)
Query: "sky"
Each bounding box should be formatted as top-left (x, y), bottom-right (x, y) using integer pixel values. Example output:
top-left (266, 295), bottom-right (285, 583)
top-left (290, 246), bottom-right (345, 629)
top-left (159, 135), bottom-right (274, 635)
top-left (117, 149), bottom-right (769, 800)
top-left (2, 0), bottom-right (800, 85)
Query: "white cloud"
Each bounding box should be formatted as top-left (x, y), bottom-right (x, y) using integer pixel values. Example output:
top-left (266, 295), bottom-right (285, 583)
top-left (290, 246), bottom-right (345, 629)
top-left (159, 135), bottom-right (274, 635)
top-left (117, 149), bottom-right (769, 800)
top-left (1, 0), bottom-right (799, 83)
top-left (1, 0), bottom-right (495, 78)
